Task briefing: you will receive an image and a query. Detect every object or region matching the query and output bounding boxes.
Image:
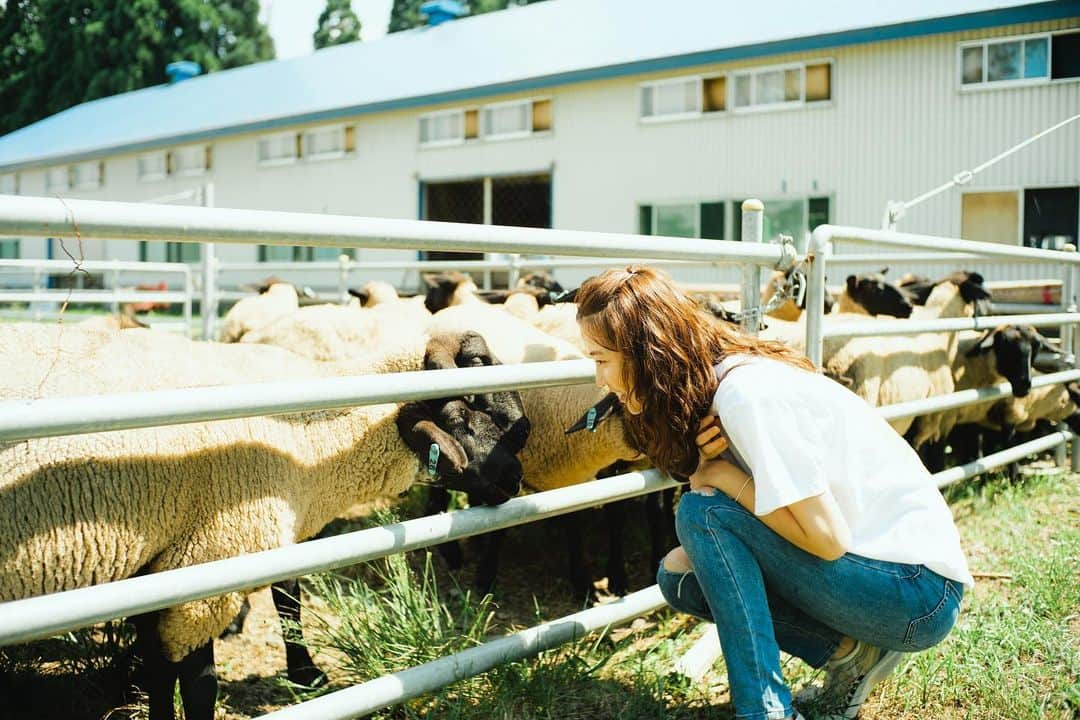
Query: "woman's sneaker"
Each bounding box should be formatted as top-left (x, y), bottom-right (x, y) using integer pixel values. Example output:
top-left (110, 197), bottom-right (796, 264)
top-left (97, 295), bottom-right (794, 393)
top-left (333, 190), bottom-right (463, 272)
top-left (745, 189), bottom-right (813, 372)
top-left (797, 640), bottom-right (905, 718)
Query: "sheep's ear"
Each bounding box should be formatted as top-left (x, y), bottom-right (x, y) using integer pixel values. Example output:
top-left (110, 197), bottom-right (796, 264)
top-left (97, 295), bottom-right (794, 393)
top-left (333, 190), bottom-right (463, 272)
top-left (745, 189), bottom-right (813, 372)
top-left (845, 275), bottom-right (857, 295)
top-left (565, 393), bottom-right (621, 434)
top-left (347, 288), bottom-right (370, 304)
top-left (879, 267), bottom-right (889, 276)
top-left (966, 328), bottom-right (997, 356)
top-left (397, 405), bottom-right (468, 475)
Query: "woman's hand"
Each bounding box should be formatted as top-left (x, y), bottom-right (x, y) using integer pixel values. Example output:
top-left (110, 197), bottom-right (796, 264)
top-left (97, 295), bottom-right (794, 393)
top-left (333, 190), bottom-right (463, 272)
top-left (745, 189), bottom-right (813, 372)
top-left (695, 415), bottom-right (729, 460)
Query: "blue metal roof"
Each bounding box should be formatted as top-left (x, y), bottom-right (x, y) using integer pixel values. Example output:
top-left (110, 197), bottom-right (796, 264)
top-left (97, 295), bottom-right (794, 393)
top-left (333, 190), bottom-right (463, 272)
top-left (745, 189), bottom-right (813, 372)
top-left (0, 0), bottom-right (1073, 172)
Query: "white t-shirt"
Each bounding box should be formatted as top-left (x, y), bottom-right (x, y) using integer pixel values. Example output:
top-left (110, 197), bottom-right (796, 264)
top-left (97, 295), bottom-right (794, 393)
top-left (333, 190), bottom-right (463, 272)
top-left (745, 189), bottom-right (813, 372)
top-left (712, 355), bottom-right (975, 588)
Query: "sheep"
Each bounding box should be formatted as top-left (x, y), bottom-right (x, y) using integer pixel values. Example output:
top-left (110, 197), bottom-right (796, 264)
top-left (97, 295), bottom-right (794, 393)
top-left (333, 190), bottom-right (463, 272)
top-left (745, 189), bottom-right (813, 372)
top-left (0, 323), bottom-right (529, 720)
top-left (424, 304), bottom-right (646, 596)
top-left (822, 272), bottom-right (991, 445)
top-left (79, 310), bottom-right (150, 331)
top-left (218, 282), bottom-right (299, 343)
top-left (916, 325), bottom-right (1048, 470)
top-left (760, 267), bottom-right (836, 321)
top-left (422, 271), bottom-right (485, 313)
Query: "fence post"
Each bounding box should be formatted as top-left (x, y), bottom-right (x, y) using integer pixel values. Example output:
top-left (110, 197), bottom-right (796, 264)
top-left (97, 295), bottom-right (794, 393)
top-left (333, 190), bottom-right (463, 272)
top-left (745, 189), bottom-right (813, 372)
top-left (182, 267), bottom-right (193, 339)
top-left (109, 261), bottom-right (120, 315)
top-left (739, 199), bottom-right (764, 336)
top-left (508, 253), bottom-right (521, 289)
top-left (338, 254), bottom-right (351, 304)
top-left (1063, 246), bottom-right (1080, 470)
top-left (805, 226), bottom-right (830, 368)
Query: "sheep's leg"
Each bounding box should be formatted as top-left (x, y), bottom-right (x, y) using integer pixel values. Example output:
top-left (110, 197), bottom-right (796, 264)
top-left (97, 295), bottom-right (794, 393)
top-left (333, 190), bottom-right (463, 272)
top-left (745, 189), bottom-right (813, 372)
top-left (271, 579), bottom-right (327, 688)
top-left (603, 499), bottom-right (629, 596)
top-left (560, 511), bottom-right (594, 601)
top-left (473, 530), bottom-right (506, 597)
top-left (918, 439), bottom-right (948, 473)
top-left (177, 640), bottom-right (217, 720)
top-left (646, 488), bottom-right (677, 570)
top-left (219, 596), bottom-right (251, 638)
top-left (131, 612), bottom-right (179, 720)
top-left (426, 486), bottom-right (464, 570)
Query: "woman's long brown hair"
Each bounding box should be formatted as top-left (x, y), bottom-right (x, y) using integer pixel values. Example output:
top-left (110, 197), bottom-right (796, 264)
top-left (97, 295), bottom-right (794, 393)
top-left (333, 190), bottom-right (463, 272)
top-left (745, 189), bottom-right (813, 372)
top-left (576, 266), bottom-right (814, 476)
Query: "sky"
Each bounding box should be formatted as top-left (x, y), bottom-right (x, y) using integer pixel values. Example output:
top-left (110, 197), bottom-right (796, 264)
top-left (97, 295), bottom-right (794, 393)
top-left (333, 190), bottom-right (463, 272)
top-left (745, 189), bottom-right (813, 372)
top-left (261, 0), bottom-right (395, 59)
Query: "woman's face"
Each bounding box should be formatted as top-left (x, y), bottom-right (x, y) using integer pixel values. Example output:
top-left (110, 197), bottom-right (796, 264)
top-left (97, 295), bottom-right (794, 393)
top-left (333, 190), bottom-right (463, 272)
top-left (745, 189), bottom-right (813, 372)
top-left (582, 328), bottom-right (642, 415)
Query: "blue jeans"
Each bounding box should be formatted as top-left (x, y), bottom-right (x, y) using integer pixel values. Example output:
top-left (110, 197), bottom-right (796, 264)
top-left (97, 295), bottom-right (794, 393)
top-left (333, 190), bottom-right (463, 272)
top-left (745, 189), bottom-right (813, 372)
top-left (657, 490), bottom-right (964, 720)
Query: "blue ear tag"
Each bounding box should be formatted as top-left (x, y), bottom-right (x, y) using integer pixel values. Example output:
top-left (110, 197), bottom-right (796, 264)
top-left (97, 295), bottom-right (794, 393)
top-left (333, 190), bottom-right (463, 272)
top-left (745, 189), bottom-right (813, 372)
top-left (586, 406), bottom-right (598, 432)
top-left (427, 443), bottom-right (440, 476)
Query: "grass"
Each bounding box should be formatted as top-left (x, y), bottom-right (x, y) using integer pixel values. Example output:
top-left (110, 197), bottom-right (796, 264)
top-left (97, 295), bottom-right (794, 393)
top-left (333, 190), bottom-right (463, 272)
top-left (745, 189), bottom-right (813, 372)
top-left (301, 469), bottom-right (1079, 720)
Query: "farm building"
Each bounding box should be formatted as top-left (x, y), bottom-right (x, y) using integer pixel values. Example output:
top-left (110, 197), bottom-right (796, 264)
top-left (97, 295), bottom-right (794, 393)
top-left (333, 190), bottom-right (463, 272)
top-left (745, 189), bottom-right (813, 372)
top-left (0, 0), bottom-right (1077, 291)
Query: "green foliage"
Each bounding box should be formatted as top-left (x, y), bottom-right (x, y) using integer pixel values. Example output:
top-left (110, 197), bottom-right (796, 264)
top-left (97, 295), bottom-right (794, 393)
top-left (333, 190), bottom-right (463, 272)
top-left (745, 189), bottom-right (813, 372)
top-left (314, 0), bottom-right (361, 50)
top-left (0, 0), bottom-right (275, 135)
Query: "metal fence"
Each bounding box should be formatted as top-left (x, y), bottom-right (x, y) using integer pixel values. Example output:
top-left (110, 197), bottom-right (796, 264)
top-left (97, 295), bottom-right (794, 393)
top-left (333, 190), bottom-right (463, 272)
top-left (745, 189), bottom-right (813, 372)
top-left (0, 194), bottom-right (1078, 719)
top-left (0, 258), bottom-right (193, 333)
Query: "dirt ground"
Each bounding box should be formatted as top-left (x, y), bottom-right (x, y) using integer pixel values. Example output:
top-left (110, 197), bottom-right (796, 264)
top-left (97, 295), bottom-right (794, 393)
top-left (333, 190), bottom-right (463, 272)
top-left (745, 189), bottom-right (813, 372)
top-left (3, 496), bottom-right (666, 720)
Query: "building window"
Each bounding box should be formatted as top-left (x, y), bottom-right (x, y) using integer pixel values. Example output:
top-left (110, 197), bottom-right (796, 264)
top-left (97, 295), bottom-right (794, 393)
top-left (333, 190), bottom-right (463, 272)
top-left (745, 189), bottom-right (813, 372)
top-left (420, 110), bottom-right (465, 146)
top-left (482, 100), bottom-right (531, 139)
top-left (257, 132), bottom-right (299, 165)
top-left (302, 126), bottom-right (348, 160)
top-left (173, 145), bottom-right (209, 175)
top-left (258, 245), bottom-right (343, 262)
top-left (638, 202), bottom-right (725, 239)
top-left (46, 166), bottom-right (70, 192)
top-left (0, 173), bottom-right (17, 195)
top-left (731, 62), bottom-right (832, 111)
top-left (960, 31), bottom-right (1080, 87)
top-left (71, 161), bottom-right (103, 190)
top-left (640, 77), bottom-right (700, 120)
top-left (138, 152), bottom-right (168, 182)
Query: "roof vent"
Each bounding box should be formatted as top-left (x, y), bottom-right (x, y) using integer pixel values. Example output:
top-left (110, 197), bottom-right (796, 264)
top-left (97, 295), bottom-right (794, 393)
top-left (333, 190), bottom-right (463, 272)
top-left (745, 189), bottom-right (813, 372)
top-left (420, 0), bottom-right (466, 27)
top-left (166, 61), bottom-right (202, 84)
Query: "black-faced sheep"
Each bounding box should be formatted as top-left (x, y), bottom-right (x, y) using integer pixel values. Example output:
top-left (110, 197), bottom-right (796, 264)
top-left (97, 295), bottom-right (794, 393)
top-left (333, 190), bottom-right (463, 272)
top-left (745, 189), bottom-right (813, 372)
top-left (0, 324), bottom-right (529, 720)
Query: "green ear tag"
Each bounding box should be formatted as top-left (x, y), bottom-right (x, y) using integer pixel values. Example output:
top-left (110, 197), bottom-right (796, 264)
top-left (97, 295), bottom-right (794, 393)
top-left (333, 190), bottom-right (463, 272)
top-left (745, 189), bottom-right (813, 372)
top-left (586, 406), bottom-right (598, 432)
top-left (427, 444), bottom-right (440, 476)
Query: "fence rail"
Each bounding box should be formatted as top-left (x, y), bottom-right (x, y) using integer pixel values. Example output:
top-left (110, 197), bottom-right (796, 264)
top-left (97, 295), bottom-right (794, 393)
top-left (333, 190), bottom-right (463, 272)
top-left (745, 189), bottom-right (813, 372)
top-left (1, 197), bottom-right (1079, 719)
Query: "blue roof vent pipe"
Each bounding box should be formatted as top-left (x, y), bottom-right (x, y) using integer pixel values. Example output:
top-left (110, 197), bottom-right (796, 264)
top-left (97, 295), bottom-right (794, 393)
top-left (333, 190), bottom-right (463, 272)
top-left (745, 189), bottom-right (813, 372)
top-left (420, 0), bottom-right (466, 27)
top-left (165, 61), bottom-right (203, 84)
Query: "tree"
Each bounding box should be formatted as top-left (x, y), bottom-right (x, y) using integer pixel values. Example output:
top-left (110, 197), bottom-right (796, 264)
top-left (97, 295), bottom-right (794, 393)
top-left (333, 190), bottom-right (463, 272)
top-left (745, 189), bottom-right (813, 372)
top-left (0, 0), bottom-right (276, 136)
top-left (314, 0), bottom-right (361, 50)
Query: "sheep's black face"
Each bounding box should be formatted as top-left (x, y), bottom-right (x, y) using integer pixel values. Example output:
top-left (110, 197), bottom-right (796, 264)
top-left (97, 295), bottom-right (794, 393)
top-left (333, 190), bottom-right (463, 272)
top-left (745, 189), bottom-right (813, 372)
top-left (846, 274), bottom-right (913, 318)
top-left (993, 326), bottom-right (1041, 399)
top-left (423, 271), bottom-right (471, 314)
top-left (433, 398), bottom-right (527, 506)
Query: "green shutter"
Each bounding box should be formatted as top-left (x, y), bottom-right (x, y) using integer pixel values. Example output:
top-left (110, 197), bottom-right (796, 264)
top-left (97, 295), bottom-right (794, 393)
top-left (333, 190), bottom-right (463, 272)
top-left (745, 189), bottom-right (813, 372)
top-left (639, 205), bottom-right (653, 235)
top-left (700, 202), bottom-right (725, 239)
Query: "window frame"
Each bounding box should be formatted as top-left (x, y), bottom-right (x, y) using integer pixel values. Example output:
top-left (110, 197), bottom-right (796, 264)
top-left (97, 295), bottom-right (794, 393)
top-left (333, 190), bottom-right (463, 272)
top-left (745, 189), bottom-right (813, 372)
top-left (137, 151), bottom-right (169, 183)
top-left (958, 30), bottom-right (1080, 90)
top-left (45, 166), bottom-right (70, 193)
top-left (302, 125), bottom-right (349, 162)
top-left (480, 98), bottom-right (534, 141)
top-left (71, 160), bottom-right (103, 190)
top-left (0, 173), bottom-right (17, 195)
top-left (730, 61), bottom-right (812, 114)
top-left (257, 131), bottom-right (300, 167)
top-left (172, 145), bottom-right (209, 176)
top-left (419, 109), bottom-right (467, 148)
top-left (639, 75), bottom-right (704, 123)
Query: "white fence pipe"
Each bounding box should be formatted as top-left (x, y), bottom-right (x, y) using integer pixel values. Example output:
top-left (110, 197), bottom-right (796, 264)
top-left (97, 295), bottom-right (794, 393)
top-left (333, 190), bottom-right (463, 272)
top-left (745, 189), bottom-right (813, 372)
top-left (739, 199), bottom-right (764, 335)
top-left (816, 225), bottom-right (1080, 265)
top-left (805, 231), bottom-right (829, 367)
top-left (0, 196), bottom-right (791, 266)
top-left (0, 360), bottom-right (596, 442)
top-left (0, 290), bottom-right (190, 304)
top-left (825, 252), bottom-right (988, 266)
top-left (257, 585), bottom-right (668, 720)
top-left (0, 258), bottom-right (192, 274)
top-left (933, 429), bottom-right (1073, 489)
top-left (0, 469), bottom-right (676, 646)
top-left (820, 312), bottom-right (1080, 339)
top-left (878, 369), bottom-right (1080, 421)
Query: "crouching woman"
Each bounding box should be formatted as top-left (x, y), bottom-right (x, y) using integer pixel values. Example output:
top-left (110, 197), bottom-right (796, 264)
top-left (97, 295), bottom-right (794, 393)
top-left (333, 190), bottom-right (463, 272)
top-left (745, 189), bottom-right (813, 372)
top-left (575, 266), bottom-right (972, 720)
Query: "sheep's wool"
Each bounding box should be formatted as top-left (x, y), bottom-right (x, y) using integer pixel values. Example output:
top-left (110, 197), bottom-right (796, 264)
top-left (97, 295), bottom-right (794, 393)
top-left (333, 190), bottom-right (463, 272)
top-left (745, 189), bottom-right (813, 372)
top-left (0, 324), bottom-right (426, 660)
